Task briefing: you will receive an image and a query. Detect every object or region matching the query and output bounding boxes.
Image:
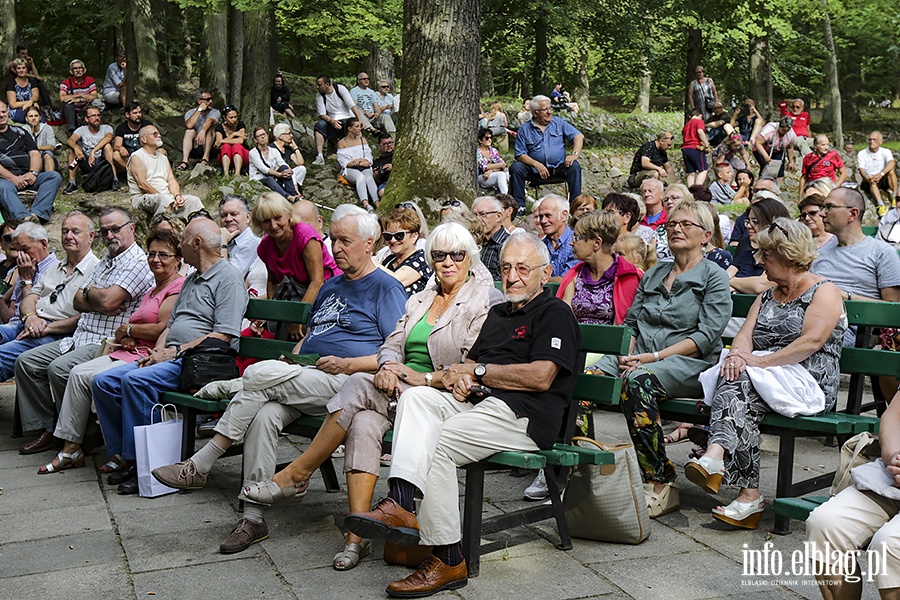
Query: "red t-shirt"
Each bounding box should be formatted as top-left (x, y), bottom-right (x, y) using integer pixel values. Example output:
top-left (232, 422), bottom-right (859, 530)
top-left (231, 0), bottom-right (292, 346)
top-left (681, 118), bottom-right (706, 150)
top-left (641, 208), bottom-right (668, 230)
top-left (778, 102), bottom-right (810, 137)
top-left (803, 149), bottom-right (844, 181)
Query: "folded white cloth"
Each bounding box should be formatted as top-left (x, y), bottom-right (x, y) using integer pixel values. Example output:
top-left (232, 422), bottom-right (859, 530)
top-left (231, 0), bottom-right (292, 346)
top-left (699, 349), bottom-right (825, 417)
top-left (851, 458), bottom-right (900, 501)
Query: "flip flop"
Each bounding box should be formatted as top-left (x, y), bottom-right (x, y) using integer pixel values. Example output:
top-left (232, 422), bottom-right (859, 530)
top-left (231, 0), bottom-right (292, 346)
top-left (175, 162), bottom-right (188, 172)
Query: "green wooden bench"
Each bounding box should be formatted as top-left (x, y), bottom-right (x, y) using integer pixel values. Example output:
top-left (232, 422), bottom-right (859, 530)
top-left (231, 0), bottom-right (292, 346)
top-left (772, 495), bottom-right (829, 523)
top-left (862, 225), bottom-right (878, 237)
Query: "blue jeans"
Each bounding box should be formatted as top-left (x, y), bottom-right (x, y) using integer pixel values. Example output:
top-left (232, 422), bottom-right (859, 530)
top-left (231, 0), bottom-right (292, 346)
top-left (0, 171), bottom-right (62, 221)
top-left (0, 322), bottom-right (58, 381)
top-left (509, 160), bottom-right (582, 209)
top-left (92, 358), bottom-right (182, 461)
top-left (258, 165), bottom-right (298, 199)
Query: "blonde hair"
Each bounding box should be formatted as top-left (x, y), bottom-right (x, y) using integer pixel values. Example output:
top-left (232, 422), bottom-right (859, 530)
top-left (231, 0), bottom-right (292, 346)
top-left (755, 217), bottom-right (817, 271)
top-left (615, 234), bottom-right (656, 272)
top-left (573, 210), bottom-right (620, 252)
top-left (250, 192), bottom-right (291, 236)
top-left (670, 199), bottom-right (714, 233)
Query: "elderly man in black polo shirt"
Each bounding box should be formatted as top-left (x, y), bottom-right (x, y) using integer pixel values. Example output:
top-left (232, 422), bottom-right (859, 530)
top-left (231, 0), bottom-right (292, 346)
top-left (345, 231), bottom-right (580, 598)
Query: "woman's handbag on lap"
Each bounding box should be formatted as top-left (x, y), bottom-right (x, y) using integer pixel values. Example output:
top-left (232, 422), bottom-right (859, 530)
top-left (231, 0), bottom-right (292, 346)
top-left (562, 436), bottom-right (651, 544)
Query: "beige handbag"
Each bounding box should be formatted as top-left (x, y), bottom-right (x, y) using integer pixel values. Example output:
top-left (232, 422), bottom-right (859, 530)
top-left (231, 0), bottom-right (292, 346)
top-left (563, 436), bottom-right (651, 544)
top-left (831, 431), bottom-right (881, 496)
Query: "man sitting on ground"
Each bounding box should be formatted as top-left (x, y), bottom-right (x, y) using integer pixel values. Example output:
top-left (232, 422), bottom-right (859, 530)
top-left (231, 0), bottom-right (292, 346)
top-left (312, 75), bottom-right (363, 165)
top-left (778, 98), bottom-right (812, 157)
top-left (373, 133), bottom-right (394, 199)
top-left (128, 125), bottom-right (204, 219)
top-left (350, 72), bottom-right (383, 132)
top-left (113, 102), bottom-right (151, 179)
top-left (510, 95), bottom-right (584, 213)
top-left (59, 59), bottom-right (104, 134)
top-left (703, 101), bottom-right (730, 147)
top-left (151, 205), bottom-right (407, 553)
top-left (799, 134), bottom-right (847, 200)
top-left (534, 194), bottom-right (577, 279)
top-left (628, 132), bottom-right (675, 186)
top-left (64, 106), bottom-right (117, 194)
top-left (344, 231), bottom-right (580, 598)
top-left (858, 131), bottom-right (898, 211)
top-left (178, 90), bottom-right (220, 171)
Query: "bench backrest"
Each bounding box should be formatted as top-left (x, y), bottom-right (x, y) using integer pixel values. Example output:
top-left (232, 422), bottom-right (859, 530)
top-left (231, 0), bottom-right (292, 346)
top-left (238, 299), bottom-right (312, 360)
top-left (572, 323), bottom-right (632, 409)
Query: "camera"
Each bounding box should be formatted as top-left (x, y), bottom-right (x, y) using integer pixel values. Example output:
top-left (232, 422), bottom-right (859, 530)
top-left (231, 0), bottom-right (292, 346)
top-left (740, 104), bottom-right (750, 117)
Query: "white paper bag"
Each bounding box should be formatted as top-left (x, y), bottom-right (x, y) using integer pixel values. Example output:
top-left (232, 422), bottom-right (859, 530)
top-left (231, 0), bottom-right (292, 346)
top-left (135, 404), bottom-right (183, 498)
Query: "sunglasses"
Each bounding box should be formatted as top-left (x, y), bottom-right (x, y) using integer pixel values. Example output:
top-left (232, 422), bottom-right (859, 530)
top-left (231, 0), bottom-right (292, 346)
top-left (397, 202), bottom-right (415, 209)
top-left (441, 200), bottom-right (463, 208)
top-left (1, 234), bottom-right (12, 244)
top-left (99, 221), bottom-right (132, 237)
top-left (382, 231), bottom-right (410, 242)
top-left (188, 209), bottom-right (212, 221)
top-left (798, 210), bottom-right (820, 220)
top-left (431, 250), bottom-right (467, 262)
top-left (768, 222), bottom-right (790, 238)
top-left (49, 282), bottom-right (66, 304)
top-left (379, 85), bottom-right (389, 89)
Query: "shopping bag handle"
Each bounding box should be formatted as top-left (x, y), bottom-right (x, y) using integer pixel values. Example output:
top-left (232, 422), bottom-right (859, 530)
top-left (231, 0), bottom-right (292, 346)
top-left (150, 403), bottom-right (181, 424)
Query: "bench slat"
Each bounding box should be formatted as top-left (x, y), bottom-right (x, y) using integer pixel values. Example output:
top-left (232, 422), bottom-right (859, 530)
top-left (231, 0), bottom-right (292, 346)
top-left (772, 495), bottom-right (830, 521)
top-left (244, 298), bottom-right (312, 323)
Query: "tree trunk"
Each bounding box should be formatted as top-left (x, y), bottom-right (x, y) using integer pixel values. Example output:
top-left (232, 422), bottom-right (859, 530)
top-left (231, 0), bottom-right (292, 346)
top-left (384, 0), bottom-right (480, 211)
top-left (821, 2), bottom-right (842, 145)
top-left (519, 71), bottom-right (530, 101)
top-left (531, 16), bottom-right (548, 96)
top-left (201, 11), bottom-right (228, 105)
top-left (634, 51), bottom-right (651, 114)
top-left (573, 45), bottom-right (590, 112)
top-left (151, 0), bottom-right (173, 93)
top-left (125, 0), bottom-right (161, 98)
top-left (685, 27), bottom-right (702, 119)
top-left (229, 7), bottom-right (244, 108)
top-left (361, 44), bottom-right (395, 85)
top-left (481, 53), bottom-right (494, 98)
top-left (838, 43), bottom-right (861, 126)
top-left (179, 10), bottom-right (193, 85)
top-left (239, 8), bottom-right (275, 132)
top-left (0, 0), bottom-right (16, 67)
top-left (748, 32), bottom-right (773, 120)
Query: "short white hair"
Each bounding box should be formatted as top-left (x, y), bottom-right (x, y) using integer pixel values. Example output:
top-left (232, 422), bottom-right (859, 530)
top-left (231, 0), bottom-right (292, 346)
top-left (641, 178), bottom-right (664, 193)
top-left (424, 222), bottom-right (481, 269)
top-left (531, 95), bottom-right (551, 111)
top-left (332, 204), bottom-right (380, 241)
top-left (272, 123), bottom-right (291, 137)
top-left (537, 194), bottom-right (568, 218)
top-left (501, 231), bottom-right (550, 265)
top-left (13, 222), bottom-right (49, 243)
top-left (472, 196), bottom-right (502, 212)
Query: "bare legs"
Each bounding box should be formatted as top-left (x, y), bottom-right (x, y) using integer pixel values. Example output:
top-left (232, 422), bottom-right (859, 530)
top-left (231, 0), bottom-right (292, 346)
top-left (272, 410), bottom-right (347, 487)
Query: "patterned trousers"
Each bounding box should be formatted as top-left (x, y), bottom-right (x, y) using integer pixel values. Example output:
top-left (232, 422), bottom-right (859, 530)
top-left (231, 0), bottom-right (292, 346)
top-left (707, 371), bottom-right (770, 489)
top-left (620, 369), bottom-right (676, 484)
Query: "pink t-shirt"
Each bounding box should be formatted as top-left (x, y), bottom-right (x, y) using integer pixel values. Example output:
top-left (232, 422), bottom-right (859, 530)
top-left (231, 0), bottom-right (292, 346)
top-left (108, 276), bottom-right (184, 362)
top-left (257, 222), bottom-right (341, 285)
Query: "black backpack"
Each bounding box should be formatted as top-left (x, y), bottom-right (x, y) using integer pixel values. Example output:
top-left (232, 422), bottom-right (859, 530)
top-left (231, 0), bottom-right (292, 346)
top-left (81, 160), bottom-right (114, 193)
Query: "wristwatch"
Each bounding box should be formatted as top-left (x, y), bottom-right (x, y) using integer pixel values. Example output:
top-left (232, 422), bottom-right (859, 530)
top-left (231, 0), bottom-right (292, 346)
top-left (19, 278), bottom-right (33, 287)
top-left (424, 372), bottom-right (433, 387)
top-left (474, 363), bottom-right (487, 382)
top-left (30, 170), bottom-right (38, 177)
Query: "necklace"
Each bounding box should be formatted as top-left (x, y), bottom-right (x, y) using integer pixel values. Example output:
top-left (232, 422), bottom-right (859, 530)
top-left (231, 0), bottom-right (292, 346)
top-left (774, 274), bottom-right (811, 308)
top-left (433, 289), bottom-right (461, 320)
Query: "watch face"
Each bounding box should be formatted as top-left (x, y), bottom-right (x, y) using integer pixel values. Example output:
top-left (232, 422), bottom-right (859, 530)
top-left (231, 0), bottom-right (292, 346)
top-left (474, 364), bottom-right (486, 378)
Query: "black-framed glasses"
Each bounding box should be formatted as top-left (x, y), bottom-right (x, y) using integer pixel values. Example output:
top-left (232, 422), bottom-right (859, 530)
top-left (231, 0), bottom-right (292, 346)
top-left (500, 262), bottom-right (546, 277)
top-left (147, 250), bottom-right (177, 259)
top-left (768, 222), bottom-right (790, 238)
top-left (188, 209), bottom-right (212, 221)
top-left (473, 210), bottom-right (500, 218)
top-left (431, 250), bottom-right (467, 262)
top-left (49, 283), bottom-right (66, 303)
top-left (663, 220), bottom-right (705, 232)
top-left (441, 200), bottom-right (463, 208)
top-left (99, 221), bottom-right (132, 237)
top-left (1, 234), bottom-right (12, 244)
top-left (382, 231), bottom-right (410, 242)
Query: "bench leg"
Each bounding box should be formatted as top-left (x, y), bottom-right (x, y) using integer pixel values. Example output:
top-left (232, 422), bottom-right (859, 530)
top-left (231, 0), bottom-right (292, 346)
top-left (319, 457), bottom-right (342, 493)
top-left (181, 409), bottom-right (198, 461)
top-left (773, 433), bottom-right (796, 535)
top-left (544, 467), bottom-right (572, 550)
top-left (11, 393), bottom-right (23, 438)
top-left (462, 463), bottom-right (486, 578)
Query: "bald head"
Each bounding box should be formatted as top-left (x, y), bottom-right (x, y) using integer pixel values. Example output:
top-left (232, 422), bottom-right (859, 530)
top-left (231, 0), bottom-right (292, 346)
top-left (139, 125), bottom-right (161, 150)
top-left (291, 200), bottom-right (320, 226)
top-left (186, 217), bottom-right (223, 253)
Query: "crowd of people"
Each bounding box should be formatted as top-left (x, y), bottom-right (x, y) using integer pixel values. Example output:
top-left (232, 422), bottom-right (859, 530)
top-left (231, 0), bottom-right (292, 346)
top-left (1, 47), bottom-right (899, 598)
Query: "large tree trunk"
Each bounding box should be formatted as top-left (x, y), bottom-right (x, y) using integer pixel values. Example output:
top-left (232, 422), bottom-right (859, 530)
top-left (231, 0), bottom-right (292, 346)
top-left (179, 10), bottom-right (193, 85)
top-left (239, 8), bottom-right (275, 132)
top-left (634, 51), bottom-right (651, 114)
top-left (531, 16), bottom-right (548, 96)
top-left (0, 0), bottom-right (16, 68)
top-left (361, 44), bottom-right (395, 85)
top-left (383, 0), bottom-right (480, 211)
top-left (573, 45), bottom-right (590, 112)
top-left (201, 11), bottom-right (228, 105)
top-left (229, 7), bottom-right (244, 108)
top-left (481, 53), bottom-right (494, 98)
top-left (684, 27), bottom-right (702, 120)
top-left (125, 0), bottom-right (161, 99)
top-left (748, 32), bottom-right (773, 120)
top-left (838, 43), bottom-right (861, 125)
top-left (822, 2), bottom-right (842, 145)
top-left (151, 0), bottom-right (174, 93)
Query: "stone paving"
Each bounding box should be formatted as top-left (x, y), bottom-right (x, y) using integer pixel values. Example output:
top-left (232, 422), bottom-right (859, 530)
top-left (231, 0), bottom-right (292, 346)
top-left (0, 381), bottom-right (881, 600)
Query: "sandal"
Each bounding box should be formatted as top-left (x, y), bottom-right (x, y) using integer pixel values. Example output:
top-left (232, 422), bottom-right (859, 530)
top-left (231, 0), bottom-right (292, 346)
top-left (175, 161), bottom-right (188, 172)
top-left (100, 454), bottom-right (127, 474)
top-left (333, 538), bottom-right (371, 571)
top-left (38, 449), bottom-right (85, 474)
top-left (712, 495), bottom-right (765, 529)
top-left (643, 481), bottom-right (679, 518)
top-left (684, 455), bottom-right (725, 494)
top-left (239, 478), bottom-right (310, 506)
top-left (201, 158), bottom-right (209, 166)
top-left (664, 423), bottom-right (691, 444)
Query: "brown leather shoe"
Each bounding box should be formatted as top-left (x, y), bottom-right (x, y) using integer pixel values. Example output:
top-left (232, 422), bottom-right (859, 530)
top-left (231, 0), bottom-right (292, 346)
top-left (387, 555), bottom-right (467, 598)
top-left (344, 497), bottom-right (420, 546)
top-left (19, 430), bottom-right (54, 455)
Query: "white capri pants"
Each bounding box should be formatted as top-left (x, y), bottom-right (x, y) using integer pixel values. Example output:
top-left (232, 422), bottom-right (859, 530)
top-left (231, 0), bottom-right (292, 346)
top-left (343, 168), bottom-right (378, 204)
top-left (478, 171), bottom-right (509, 194)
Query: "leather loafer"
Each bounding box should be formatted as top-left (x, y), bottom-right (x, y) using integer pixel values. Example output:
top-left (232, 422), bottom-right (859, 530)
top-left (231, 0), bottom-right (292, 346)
top-left (344, 497), bottom-right (420, 546)
top-left (117, 476), bottom-right (139, 495)
top-left (19, 430), bottom-right (54, 455)
top-left (108, 463), bottom-right (137, 485)
top-left (387, 555), bottom-right (467, 598)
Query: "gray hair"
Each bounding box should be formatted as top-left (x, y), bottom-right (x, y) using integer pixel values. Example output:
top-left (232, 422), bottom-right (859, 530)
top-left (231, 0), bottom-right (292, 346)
top-left (13, 222), bottom-right (49, 243)
top-left (640, 178), bottom-right (664, 193)
top-left (219, 194), bottom-right (250, 213)
top-left (65, 210), bottom-right (94, 232)
top-left (332, 203), bottom-right (380, 241)
top-left (424, 222), bottom-right (481, 270)
top-left (99, 206), bottom-right (132, 221)
top-left (272, 123), bottom-right (291, 138)
top-left (537, 194), bottom-right (568, 218)
top-left (472, 196), bottom-right (503, 213)
top-left (531, 95), bottom-right (551, 112)
top-left (501, 231), bottom-right (550, 265)
top-left (756, 217), bottom-right (816, 271)
top-left (756, 175), bottom-right (781, 194)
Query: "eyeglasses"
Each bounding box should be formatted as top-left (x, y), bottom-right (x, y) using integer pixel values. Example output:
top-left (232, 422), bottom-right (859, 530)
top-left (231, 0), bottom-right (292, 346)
top-left (1, 234), bottom-right (12, 244)
top-left (500, 262), bottom-right (547, 277)
top-left (441, 200), bottom-right (463, 208)
top-left (798, 210), bottom-right (820, 220)
top-left (147, 250), bottom-right (177, 259)
top-left (431, 250), bottom-right (467, 262)
top-left (379, 85), bottom-right (389, 89)
top-left (99, 221), bottom-right (132, 237)
top-left (867, 138), bottom-right (879, 141)
top-left (382, 231), bottom-right (410, 242)
top-left (822, 204), bottom-right (850, 212)
top-left (535, 107), bottom-right (553, 113)
top-left (254, 132), bottom-right (268, 138)
top-left (188, 209), bottom-right (212, 221)
top-left (49, 283), bottom-right (66, 304)
top-left (791, 105), bottom-right (802, 109)
top-left (768, 222), bottom-right (790, 238)
top-left (572, 234), bottom-right (593, 243)
top-left (664, 220), bottom-right (705, 232)
top-left (473, 210), bottom-right (500, 218)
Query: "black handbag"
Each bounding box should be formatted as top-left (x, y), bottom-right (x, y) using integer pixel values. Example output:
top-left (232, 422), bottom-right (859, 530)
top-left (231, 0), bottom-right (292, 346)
top-left (178, 338), bottom-right (239, 393)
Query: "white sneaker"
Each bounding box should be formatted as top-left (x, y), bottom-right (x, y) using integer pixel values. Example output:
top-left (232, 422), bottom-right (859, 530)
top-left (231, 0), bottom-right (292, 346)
top-left (312, 154), bottom-right (325, 166)
top-left (523, 470), bottom-right (549, 501)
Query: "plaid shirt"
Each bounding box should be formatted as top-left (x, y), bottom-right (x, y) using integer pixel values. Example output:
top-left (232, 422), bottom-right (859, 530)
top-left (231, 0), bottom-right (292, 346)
top-left (59, 242), bottom-right (153, 352)
top-left (482, 227), bottom-right (510, 281)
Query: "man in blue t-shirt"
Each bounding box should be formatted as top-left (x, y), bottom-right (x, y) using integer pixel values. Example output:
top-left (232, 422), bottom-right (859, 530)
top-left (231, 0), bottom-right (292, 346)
top-left (510, 94), bottom-right (584, 211)
top-left (152, 204), bottom-right (407, 554)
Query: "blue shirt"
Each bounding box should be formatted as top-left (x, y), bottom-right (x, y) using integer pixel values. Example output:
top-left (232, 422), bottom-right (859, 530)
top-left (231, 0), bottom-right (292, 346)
top-left (543, 227), bottom-right (578, 277)
top-left (301, 267), bottom-right (407, 358)
top-left (515, 117), bottom-right (581, 170)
